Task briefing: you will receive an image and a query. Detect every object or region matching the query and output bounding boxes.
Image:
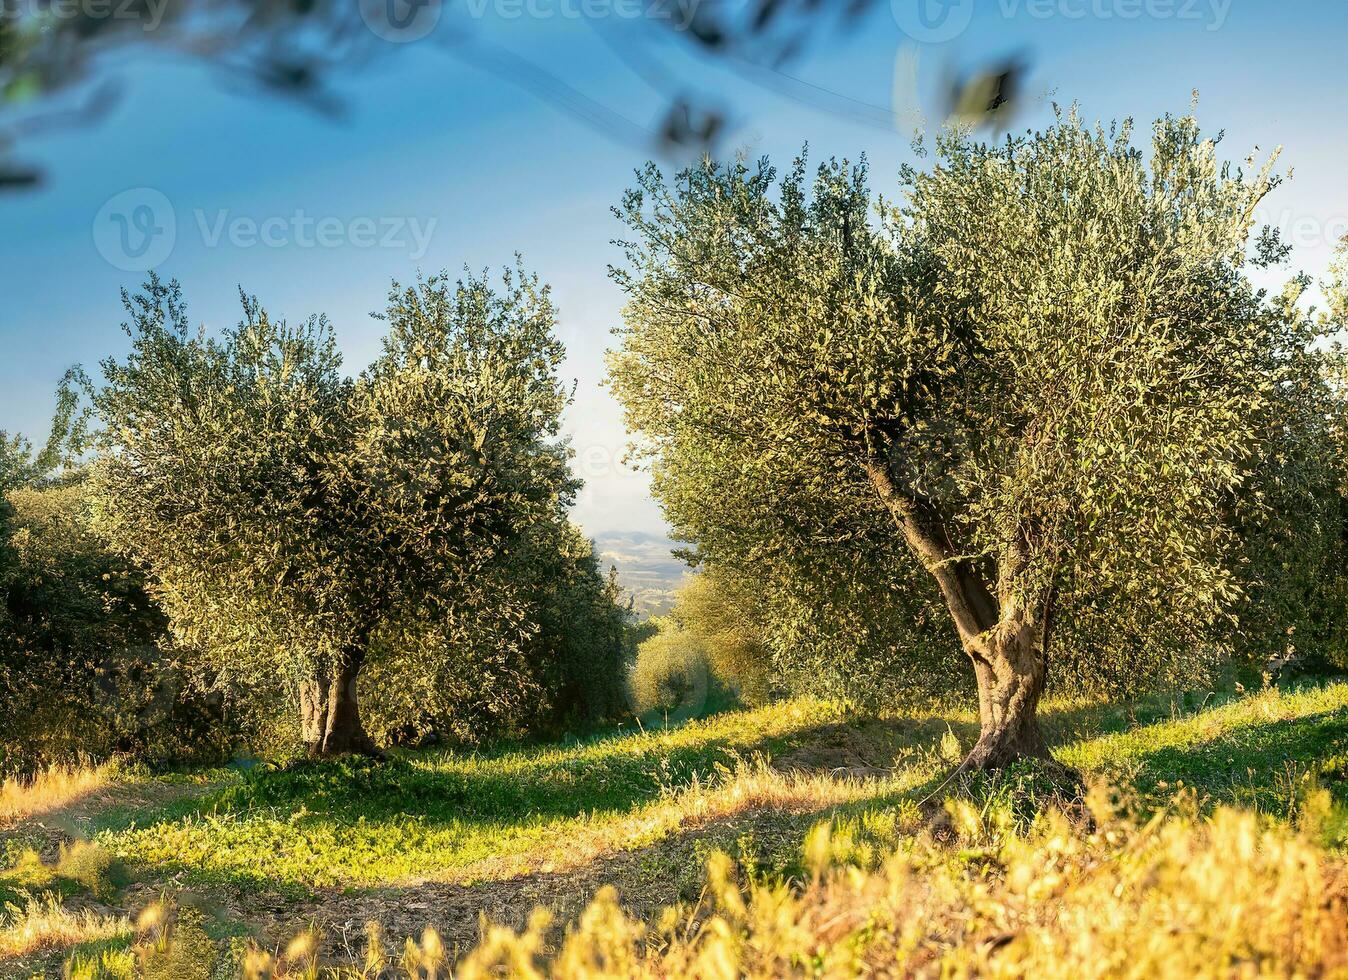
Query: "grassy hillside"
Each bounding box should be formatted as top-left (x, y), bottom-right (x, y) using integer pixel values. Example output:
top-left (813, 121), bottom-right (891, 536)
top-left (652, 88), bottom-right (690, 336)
top-left (2, 681), bottom-right (1346, 977)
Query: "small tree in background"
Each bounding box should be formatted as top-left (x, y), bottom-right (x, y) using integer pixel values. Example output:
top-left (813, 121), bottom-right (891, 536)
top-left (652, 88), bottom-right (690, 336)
top-left (85, 267), bottom-right (581, 757)
top-left (628, 621), bottom-right (713, 721)
top-left (666, 571), bottom-right (774, 706)
top-left (610, 105), bottom-right (1341, 770)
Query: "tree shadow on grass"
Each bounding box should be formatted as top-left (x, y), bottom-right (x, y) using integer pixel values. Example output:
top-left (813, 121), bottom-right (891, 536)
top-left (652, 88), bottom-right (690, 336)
top-left (88, 688), bottom-right (1235, 849)
top-left (224, 788), bottom-right (907, 963)
top-left (94, 684), bottom-right (1348, 896)
top-left (826, 687), bottom-right (1348, 830)
top-left (97, 711), bottom-right (965, 835)
top-left (1094, 706), bottom-right (1348, 811)
top-left (92, 711), bottom-right (967, 894)
top-left (13, 684), bottom-right (1346, 974)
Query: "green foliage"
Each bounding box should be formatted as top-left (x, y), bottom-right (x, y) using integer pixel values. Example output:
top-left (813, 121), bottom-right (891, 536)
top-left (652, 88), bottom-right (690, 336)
top-left (1060, 682), bottom-right (1348, 815)
top-left (628, 621), bottom-right (714, 719)
top-left (666, 571), bottom-right (774, 705)
top-left (63, 943), bottom-right (138, 980)
top-left (138, 910), bottom-right (216, 980)
top-left (0, 848), bottom-right (59, 908)
top-left (0, 478), bottom-right (228, 773)
top-left (525, 526), bottom-right (634, 730)
top-left (609, 104), bottom-right (1346, 712)
top-left (948, 759), bottom-right (1083, 836)
top-left (628, 572), bottom-right (779, 717)
top-left (78, 266), bottom-right (626, 752)
top-left (0, 841), bottom-right (127, 906)
top-left (362, 521), bottom-right (631, 744)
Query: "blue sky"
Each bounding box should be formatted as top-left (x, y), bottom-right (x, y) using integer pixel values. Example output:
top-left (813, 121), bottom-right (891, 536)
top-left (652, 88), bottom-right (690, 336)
top-left (3, 0), bottom-right (1347, 539)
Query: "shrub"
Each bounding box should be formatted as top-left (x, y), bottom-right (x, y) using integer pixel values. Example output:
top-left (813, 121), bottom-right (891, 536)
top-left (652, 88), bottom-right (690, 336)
top-left (668, 571), bottom-right (775, 706)
top-left (54, 842), bottom-right (126, 900)
top-left (0, 479), bottom-right (231, 774)
top-left (359, 522), bottom-right (632, 748)
top-left (628, 623), bottom-right (717, 720)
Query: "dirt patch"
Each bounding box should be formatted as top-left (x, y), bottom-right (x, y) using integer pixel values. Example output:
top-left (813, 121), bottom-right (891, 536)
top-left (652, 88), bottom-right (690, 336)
top-left (772, 718), bottom-right (947, 777)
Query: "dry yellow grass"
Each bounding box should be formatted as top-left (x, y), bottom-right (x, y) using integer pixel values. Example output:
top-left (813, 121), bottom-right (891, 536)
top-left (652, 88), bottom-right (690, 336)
top-left (444, 787), bottom-right (1348, 980)
top-left (0, 895), bottom-right (131, 959)
top-left (0, 761), bottom-right (115, 826)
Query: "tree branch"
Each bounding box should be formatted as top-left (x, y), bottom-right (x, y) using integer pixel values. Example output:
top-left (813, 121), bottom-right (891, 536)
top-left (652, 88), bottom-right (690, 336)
top-left (865, 458), bottom-right (999, 654)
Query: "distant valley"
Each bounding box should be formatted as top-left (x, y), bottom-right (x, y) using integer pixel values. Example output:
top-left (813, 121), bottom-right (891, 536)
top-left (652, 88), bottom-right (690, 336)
top-left (592, 530), bottom-right (692, 617)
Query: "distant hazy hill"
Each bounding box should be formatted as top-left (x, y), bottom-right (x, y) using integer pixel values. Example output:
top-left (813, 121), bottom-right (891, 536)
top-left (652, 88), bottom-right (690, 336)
top-left (592, 530), bottom-right (691, 617)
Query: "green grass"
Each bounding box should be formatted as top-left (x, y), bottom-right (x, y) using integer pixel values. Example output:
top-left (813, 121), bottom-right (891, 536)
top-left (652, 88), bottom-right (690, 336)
top-left (99, 698), bottom-right (863, 889)
top-left (88, 681), bottom-right (1348, 894)
top-left (1063, 682), bottom-right (1348, 813)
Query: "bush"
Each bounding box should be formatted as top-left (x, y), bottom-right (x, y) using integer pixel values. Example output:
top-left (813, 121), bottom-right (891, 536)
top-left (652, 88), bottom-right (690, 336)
top-left (521, 524), bottom-right (634, 733)
top-left (668, 572), bottom-right (775, 706)
top-left (628, 623), bottom-right (718, 721)
top-left (359, 522), bottom-right (632, 748)
top-left (0, 479), bottom-right (233, 773)
top-left (54, 842), bottom-right (126, 900)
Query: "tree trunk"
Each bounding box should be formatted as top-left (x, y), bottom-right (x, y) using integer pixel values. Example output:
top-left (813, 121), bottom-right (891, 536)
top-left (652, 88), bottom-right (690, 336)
top-left (965, 618), bottom-right (1052, 769)
top-left (298, 651), bottom-right (380, 758)
top-left (866, 460), bottom-right (1057, 772)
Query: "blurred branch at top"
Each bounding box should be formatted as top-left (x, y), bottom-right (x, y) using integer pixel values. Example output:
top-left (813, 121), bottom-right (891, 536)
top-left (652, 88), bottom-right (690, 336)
top-left (0, 0), bottom-right (1024, 190)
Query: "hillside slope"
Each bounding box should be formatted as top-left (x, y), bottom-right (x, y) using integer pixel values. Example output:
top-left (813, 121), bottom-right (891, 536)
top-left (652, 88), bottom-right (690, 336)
top-left (2, 681), bottom-right (1346, 977)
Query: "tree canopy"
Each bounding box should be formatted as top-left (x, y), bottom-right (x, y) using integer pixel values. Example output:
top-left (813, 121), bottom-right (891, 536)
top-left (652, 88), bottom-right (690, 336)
top-left (84, 266), bottom-right (619, 755)
top-left (609, 105), bottom-right (1343, 768)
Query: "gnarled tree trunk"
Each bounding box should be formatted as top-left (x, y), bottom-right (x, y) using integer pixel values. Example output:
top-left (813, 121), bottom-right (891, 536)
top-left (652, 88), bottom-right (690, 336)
top-left (868, 461), bottom-right (1056, 771)
top-left (299, 649), bottom-right (380, 758)
top-left (965, 614), bottom-right (1052, 768)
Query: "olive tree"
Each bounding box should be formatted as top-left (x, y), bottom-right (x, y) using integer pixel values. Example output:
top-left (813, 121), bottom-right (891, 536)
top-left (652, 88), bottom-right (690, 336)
top-left (610, 106), bottom-right (1324, 769)
top-left (86, 267), bottom-right (574, 756)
